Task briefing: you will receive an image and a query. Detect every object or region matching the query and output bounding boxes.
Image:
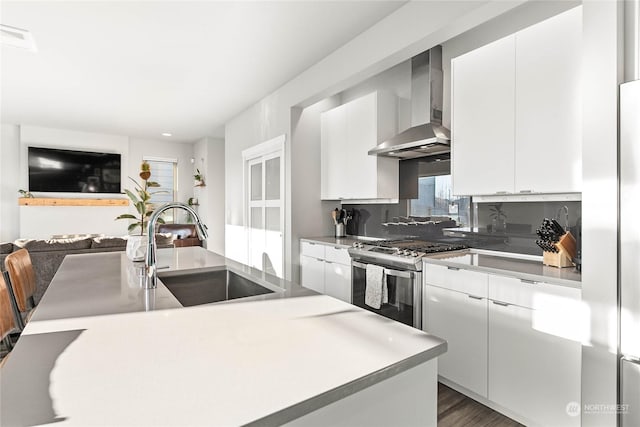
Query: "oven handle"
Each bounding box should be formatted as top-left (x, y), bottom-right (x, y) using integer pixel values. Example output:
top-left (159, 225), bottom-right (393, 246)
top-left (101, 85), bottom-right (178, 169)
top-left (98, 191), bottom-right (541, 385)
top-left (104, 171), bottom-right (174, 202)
top-left (351, 261), bottom-right (415, 279)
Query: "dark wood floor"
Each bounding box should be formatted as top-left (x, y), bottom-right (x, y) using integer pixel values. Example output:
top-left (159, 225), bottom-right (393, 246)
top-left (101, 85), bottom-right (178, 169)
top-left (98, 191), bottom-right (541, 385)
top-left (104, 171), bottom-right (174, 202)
top-left (438, 383), bottom-right (523, 427)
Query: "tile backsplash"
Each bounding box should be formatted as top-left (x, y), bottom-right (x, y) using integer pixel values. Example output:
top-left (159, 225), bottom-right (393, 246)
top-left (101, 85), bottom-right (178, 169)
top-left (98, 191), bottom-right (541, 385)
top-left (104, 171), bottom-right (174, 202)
top-left (471, 200), bottom-right (582, 255)
top-left (341, 199), bottom-right (582, 257)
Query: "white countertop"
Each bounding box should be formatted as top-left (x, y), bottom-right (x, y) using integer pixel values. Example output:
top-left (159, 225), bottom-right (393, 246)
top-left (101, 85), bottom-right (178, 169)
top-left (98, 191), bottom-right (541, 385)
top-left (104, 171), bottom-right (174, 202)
top-left (1, 247), bottom-right (445, 426)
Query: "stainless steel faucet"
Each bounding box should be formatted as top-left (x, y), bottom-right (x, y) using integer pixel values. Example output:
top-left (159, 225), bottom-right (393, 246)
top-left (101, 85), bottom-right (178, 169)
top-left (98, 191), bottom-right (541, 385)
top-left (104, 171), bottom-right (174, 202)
top-left (145, 202), bottom-right (208, 289)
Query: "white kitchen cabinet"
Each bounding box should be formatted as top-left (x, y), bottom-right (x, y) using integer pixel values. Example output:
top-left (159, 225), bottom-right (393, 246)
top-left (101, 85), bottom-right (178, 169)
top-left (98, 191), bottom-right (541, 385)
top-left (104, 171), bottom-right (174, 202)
top-left (300, 241), bottom-right (352, 303)
top-left (451, 35), bottom-right (516, 196)
top-left (324, 261), bottom-right (352, 303)
top-left (425, 284), bottom-right (488, 397)
top-left (514, 6), bottom-right (582, 193)
top-left (300, 255), bottom-right (325, 294)
top-left (452, 6), bottom-right (582, 196)
top-left (423, 261), bottom-right (582, 426)
top-left (488, 274), bottom-right (582, 427)
top-left (423, 264), bottom-right (488, 397)
top-left (320, 106), bottom-right (346, 199)
top-left (321, 91), bottom-right (398, 201)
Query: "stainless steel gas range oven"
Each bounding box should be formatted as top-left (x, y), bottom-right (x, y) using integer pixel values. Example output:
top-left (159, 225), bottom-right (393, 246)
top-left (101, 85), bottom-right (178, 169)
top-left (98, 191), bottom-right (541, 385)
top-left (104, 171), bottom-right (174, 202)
top-left (348, 240), bottom-right (467, 329)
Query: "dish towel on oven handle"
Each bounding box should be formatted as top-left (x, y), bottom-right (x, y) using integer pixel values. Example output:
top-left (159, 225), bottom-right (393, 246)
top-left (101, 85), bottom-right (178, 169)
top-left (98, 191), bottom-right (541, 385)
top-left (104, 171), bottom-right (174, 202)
top-left (365, 264), bottom-right (387, 309)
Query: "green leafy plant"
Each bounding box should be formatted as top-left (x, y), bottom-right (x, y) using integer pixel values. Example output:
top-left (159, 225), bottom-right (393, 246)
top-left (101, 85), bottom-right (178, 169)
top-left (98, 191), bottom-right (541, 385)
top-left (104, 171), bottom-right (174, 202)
top-left (194, 169), bottom-right (205, 186)
top-left (489, 203), bottom-right (507, 221)
top-left (116, 161), bottom-right (165, 235)
top-left (18, 189), bottom-right (34, 198)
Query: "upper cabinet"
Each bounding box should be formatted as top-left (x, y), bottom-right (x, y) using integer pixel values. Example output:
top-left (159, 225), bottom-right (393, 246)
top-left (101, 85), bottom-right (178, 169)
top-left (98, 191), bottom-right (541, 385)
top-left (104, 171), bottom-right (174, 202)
top-left (321, 91), bottom-right (398, 200)
top-left (452, 6), bottom-right (582, 196)
top-left (451, 36), bottom-right (516, 196)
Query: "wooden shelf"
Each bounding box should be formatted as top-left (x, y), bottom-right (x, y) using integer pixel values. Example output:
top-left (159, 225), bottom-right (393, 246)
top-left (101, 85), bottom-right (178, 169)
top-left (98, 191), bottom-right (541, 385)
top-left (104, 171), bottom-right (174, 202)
top-left (18, 197), bottom-right (129, 207)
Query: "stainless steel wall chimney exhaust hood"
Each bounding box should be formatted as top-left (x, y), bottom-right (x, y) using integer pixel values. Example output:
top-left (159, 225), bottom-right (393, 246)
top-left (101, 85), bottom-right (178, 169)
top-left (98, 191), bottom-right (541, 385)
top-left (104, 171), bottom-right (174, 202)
top-left (368, 46), bottom-right (450, 160)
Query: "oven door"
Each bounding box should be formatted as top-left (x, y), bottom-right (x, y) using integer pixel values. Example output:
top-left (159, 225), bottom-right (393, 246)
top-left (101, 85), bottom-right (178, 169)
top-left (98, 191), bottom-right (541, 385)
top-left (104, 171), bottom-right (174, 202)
top-left (351, 260), bottom-right (422, 329)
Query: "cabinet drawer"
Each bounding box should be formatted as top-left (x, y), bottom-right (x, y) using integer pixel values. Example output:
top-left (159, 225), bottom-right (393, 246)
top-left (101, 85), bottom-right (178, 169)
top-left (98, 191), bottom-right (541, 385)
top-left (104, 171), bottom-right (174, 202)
top-left (324, 245), bottom-right (351, 265)
top-left (488, 274), bottom-right (581, 309)
top-left (424, 263), bottom-right (488, 297)
top-left (300, 241), bottom-right (325, 259)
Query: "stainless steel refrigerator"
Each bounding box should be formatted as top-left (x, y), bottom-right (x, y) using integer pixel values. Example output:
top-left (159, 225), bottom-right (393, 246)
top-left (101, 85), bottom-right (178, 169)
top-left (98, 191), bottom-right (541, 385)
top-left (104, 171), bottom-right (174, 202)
top-left (620, 78), bottom-right (640, 426)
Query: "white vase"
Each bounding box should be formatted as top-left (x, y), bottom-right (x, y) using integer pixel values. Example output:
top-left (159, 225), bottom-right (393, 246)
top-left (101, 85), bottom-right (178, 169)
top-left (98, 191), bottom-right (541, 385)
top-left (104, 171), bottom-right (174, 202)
top-left (126, 235), bottom-right (148, 262)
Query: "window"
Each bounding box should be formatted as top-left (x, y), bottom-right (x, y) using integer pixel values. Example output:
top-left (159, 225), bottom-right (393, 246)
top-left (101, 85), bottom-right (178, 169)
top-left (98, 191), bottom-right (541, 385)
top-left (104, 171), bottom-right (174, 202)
top-left (144, 158), bottom-right (177, 222)
top-left (409, 175), bottom-right (470, 226)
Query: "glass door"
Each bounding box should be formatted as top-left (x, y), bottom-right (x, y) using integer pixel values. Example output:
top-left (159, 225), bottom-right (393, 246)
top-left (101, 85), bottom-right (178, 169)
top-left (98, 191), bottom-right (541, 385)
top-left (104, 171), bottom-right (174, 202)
top-left (245, 138), bottom-right (284, 278)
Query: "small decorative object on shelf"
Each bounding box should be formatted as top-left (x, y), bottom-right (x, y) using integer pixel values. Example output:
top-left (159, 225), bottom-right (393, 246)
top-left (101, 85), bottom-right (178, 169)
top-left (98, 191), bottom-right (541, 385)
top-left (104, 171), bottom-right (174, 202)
top-left (187, 197), bottom-right (199, 206)
top-left (18, 189), bottom-right (34, 198)
top-left (116, 161), bottom-right (166, 261)
top-left (489, 203), bottom-right (507, 233)
top-left (194, 169), bottom-right (205, 187)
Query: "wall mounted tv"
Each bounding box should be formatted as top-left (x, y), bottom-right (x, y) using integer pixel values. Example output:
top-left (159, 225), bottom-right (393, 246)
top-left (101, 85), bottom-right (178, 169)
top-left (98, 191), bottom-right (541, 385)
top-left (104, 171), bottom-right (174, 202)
top-left (28, 147), bottom-right (121, 194)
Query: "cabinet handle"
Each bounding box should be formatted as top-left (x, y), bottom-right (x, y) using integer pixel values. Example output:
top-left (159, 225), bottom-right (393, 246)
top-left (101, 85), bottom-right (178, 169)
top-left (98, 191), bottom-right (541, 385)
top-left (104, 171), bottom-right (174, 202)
top-left (495, 191), bottom-right (509, 195)
top-left (492, 300), bottom-right (510, 307)
top-left (325, 260), bottom-right (333, 264)
top-left (519, 190), bottom-right (533, 193)
top-left (334, 246), bottom-right (342, 250)
top-left (447, 266), bottom-right (460, 271)
top-left (316, 258), bottom-right (324, 262)
top-left (520, 278), bottom-right (537, 285)
top-left (468, 295), bottom-right (483, 300)
top-left (308, 242), bottom-right (316, 246)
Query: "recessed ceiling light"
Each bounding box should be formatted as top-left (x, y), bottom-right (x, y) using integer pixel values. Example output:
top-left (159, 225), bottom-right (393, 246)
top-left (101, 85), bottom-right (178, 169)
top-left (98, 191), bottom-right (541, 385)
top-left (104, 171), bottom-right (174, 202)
top-left (0, 24), bottom-right (37, 52)
top-left (161, 133), bottom-right (172, 137)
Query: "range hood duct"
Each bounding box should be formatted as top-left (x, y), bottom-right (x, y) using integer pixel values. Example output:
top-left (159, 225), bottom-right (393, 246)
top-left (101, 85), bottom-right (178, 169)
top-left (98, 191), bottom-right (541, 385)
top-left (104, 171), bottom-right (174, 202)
top-left (368, 46), bottom-right (450, 160)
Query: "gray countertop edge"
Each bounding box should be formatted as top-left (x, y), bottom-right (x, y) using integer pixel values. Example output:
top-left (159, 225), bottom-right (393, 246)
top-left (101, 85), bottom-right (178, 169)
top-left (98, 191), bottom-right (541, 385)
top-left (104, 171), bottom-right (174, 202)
top-left (243, 339), bottom-right (447, 427)
top-left (300, 237), bottom-right (581, 289)
top-left (300, 236), bottom-right (384, 249)
top-left (422, 257), bottom-right (581, 290)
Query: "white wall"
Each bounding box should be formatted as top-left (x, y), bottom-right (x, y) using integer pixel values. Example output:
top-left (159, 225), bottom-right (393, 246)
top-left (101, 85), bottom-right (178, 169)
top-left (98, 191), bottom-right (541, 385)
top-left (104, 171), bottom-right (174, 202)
top-left (1, 125), bottom-right (228, 241)
top-left (0, 124), bottom-right (21, 241)
top-left (18, 125), bottom-right (131, 238)
top-left (290, 97), bottom-right (341, 283)
top-left (581, 1), bottom-right (624, 425)
top-left (225, 0), bottom-right (528, 280)
top-left (193, 137), bottom-right (225, 255)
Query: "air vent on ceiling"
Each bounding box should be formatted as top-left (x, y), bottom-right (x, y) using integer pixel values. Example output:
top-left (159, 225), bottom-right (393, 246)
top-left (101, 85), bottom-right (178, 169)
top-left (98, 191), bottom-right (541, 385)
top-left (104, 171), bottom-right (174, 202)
top-left (0, 24), bottom-right (37, 52)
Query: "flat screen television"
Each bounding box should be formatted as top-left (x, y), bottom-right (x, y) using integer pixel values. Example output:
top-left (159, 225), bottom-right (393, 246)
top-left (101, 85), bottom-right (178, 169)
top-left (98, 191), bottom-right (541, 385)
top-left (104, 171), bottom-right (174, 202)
top-left (28, 146), bottom-right (121, 194)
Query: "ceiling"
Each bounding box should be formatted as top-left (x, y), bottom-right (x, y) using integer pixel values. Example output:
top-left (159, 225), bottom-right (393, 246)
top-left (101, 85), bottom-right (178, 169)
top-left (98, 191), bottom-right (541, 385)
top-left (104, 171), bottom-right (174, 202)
top-left (0, 1), bottom-right (406, 142)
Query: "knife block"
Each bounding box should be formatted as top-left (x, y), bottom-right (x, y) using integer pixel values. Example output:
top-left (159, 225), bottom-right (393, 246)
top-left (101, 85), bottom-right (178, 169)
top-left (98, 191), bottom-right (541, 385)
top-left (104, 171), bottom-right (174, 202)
top-left (543, 232), bottom-right (577, 268)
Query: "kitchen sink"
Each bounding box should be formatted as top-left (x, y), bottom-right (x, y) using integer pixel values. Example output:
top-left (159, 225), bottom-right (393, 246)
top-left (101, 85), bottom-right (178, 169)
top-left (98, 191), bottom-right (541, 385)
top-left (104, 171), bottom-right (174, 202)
top-left (158, 269), bottom-right (274, 307)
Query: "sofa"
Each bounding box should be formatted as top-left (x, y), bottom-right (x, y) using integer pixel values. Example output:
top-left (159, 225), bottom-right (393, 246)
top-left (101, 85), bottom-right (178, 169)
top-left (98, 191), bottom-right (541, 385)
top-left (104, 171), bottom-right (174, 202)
top-left (157, 224), bottom-right (202, 247)
top-left (0, 234), bottom-right (174, 305)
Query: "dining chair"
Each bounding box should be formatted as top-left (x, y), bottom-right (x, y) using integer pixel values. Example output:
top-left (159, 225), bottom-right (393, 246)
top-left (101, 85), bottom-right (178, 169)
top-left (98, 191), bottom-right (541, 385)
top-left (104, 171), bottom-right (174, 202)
top-left (4, 249), bottom-right (37, 329)
top-left (0, 270), bottom-right (17, 361)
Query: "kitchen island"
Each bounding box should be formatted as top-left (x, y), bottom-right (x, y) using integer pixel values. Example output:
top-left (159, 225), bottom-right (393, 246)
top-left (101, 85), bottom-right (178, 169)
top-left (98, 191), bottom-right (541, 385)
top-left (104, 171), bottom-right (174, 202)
top-left (1, 247), bottom-right (446, 426)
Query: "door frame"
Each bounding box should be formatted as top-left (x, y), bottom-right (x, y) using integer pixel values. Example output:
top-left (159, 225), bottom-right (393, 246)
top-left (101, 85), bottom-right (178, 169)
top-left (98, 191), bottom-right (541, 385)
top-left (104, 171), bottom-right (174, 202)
top-left (241, 134), bottom-right (286, 276)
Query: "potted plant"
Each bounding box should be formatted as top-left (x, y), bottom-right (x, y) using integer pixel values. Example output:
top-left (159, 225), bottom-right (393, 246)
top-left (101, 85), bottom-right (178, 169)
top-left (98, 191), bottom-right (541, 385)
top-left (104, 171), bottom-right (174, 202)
top-left (489, 203), bottom-right (507, 233)
top-left (194, 169), bottom-right (205, 187)
top-left (18, 189), bottom-right (34, 198)
top-left (116, 161), bottom-right (165, 261)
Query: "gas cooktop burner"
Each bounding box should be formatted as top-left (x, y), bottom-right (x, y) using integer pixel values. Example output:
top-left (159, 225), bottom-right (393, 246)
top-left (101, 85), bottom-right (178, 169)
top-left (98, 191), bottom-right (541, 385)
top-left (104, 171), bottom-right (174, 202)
top-left (376, 239), bottom-right (468, 254)
top-left (348, 239), bottom-right (468, 270)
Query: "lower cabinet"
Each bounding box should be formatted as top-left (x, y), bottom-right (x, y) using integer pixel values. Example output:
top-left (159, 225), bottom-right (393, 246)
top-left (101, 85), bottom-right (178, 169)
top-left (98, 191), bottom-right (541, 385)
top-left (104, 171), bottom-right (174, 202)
top-left (425, 284), bottom-right (488, 397)
top-left (300, 241), bottom-right (352, 303)
top-left (324, 261), bottom-right (351, 303)
top-left (488, 275), bottom-right (581, 427)
top-left (300, 255), bottom-right (325, 294)
top-left (423, 262), bottom-right (582, 426)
